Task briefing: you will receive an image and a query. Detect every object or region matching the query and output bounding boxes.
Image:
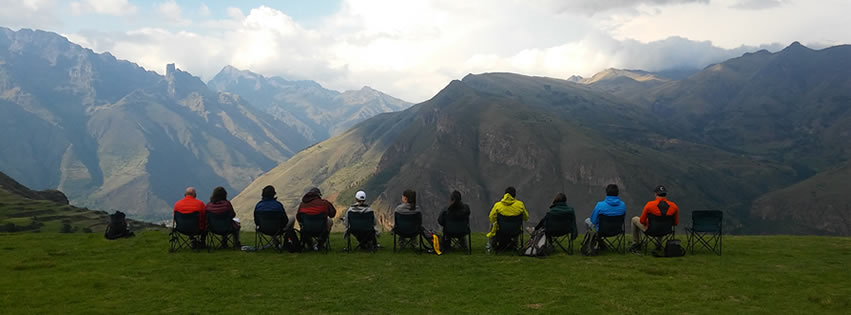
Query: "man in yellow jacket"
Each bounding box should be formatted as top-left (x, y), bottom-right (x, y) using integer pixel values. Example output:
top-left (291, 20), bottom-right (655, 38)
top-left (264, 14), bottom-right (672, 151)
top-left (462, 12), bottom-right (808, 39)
top-left (486, 187), bottom-right (530, 250)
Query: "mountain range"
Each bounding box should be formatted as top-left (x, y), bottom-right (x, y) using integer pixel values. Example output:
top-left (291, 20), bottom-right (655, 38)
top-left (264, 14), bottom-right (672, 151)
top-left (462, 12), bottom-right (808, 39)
top-left (232, 42), bottom-right (851, 235)
top-left (0, 27), bottom-right (409, 222)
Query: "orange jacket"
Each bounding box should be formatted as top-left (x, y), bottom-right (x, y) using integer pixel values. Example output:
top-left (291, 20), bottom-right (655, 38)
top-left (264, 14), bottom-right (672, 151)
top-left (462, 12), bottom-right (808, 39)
top-left (174, 196), bottom-right (207, 230)
top-left (639, 197), bottom-right (679, 227)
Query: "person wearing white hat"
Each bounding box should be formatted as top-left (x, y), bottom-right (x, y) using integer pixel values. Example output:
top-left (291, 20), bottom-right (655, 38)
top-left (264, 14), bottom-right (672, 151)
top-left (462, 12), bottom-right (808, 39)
top-left (343, 190), bottom-right (380, 239)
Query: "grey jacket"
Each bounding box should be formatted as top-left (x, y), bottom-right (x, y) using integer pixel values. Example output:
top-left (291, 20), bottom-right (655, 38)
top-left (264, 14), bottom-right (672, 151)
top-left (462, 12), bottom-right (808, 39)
top-left (344, 203), bottom-right (380, 236)
top-left (394, 203), bottom-right (421, 215)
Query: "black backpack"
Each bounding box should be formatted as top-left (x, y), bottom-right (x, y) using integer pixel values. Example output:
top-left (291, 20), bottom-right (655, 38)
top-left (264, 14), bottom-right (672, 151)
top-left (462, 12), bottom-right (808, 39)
top-left (283, 229), bottom-right (301, 253)
top-left (104, 211), bottom-right (134, 240)
top-left (580, 230), bottom-right (601, 256)
top-left (664, 239), bottom-right (685, 257)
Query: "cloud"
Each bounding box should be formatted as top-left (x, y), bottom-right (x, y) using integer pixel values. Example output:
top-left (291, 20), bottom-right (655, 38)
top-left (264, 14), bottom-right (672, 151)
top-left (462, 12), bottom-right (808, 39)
top-left (0, 0), bottom-right (61, 29)
top-left (539, 0), bottom-right (709, 15)
top-left (730, 0), bottom-right (787, 10)
top-left (69, 0), bottom-right (137, 16)
top-left (156, 0), bottom-right (189, 25)
top-left (199, 3), bottom-right (211, 17)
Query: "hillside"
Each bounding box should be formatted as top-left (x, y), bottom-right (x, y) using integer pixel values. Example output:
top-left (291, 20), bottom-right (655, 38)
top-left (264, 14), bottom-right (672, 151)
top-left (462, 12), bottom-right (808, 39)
top-left (0, 171), bottom-right (160, 233)
top-left (0, 27), bottom-right (306, 221)
top-left (208, 66), bottom-right (411, 142)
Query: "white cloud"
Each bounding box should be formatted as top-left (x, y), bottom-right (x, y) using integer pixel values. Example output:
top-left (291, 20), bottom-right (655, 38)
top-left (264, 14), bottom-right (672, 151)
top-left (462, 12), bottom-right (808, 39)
top-left (156, 0), bottom-right (189, 26)
top-left (538, 0), bottom-right (709, 15)
top-left (69, 0), bottom-right (137, 17)
top-left (0, 0), bottom-right (60, 29)
top-left (730, 0), bottom-right (787, 10)
top-left (199, 3), bottom-right (211, 17)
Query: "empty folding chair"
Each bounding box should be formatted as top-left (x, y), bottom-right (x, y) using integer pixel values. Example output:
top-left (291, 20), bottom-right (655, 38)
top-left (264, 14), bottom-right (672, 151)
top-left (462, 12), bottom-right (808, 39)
top-left (686, 210), bottom-right (723, 255)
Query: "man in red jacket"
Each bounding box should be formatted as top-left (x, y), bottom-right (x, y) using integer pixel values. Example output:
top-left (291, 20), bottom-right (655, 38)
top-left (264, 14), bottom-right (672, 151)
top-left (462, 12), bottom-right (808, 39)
top-left (174, 187), bottom-right (207, 245)
top-left (629, 185), bottom-right (679, 253)
top-left (297, 187), bottom-right (337, 232)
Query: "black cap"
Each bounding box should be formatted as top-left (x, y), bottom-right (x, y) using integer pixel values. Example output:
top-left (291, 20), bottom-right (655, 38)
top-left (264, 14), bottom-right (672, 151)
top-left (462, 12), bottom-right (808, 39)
top-left (308, 187), bottom-right (321, 196)
top-left (654, 185), bottom-right (667, 195)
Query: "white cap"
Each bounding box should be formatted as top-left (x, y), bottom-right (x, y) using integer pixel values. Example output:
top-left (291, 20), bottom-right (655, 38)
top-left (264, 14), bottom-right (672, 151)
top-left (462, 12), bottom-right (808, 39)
top-left (355, 190), bottom-right (366, 201)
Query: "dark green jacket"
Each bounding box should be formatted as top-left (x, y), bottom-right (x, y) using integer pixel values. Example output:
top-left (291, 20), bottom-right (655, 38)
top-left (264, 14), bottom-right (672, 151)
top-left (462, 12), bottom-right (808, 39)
top-left (535, 202), bottom-right (577, 240)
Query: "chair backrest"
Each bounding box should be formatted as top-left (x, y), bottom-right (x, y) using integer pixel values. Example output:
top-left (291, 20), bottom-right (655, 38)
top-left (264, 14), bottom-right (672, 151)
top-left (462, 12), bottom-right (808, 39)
top-left (497, 214), bottom-right (523, 236)
top-left (255, 211), bottom-right (286, 236)
top-left (646, 213), bottom-right (675, 237)
top-left (692, 210), bottom-right (723, 233)
top-left (544, 211), bottom-right (575, 237)
top-left (597, 214), bottom-right (625, 237)
top-left (207, 211), bottom-right (234, 235)
top-left (443, 213), bottom-right (471, 237)
top-left (174, 212), bottom-right (201, 236)
top-left (347, 211), bottom-right (375, 234)
top-left (300, 213), bottom-right (328, 235)
top-left (394, 212), bottom-right (422, 237)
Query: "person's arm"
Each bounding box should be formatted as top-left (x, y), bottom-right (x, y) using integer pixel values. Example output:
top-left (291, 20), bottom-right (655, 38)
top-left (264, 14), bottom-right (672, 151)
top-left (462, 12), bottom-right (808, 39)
top-left (488, 204), bottom-right (499, 223)
top-left (589, 203), bottom-right (601, 226)
top-left (640, 203), bottom-right (650, 226)
top-left (520, 202), bottom-right (529, 221)
top-left (227, 201), bottom-right (236, 219)
top-left (438, 209), bottom-right (446, 226)
top-left (327, 201), bottom-right (337, 218)
top-left (673, 203), bottom-right (680, 226)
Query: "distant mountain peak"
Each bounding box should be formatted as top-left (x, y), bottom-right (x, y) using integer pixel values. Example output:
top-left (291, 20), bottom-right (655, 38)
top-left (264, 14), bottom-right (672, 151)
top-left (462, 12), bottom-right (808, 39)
top-left (781, 41), bottom-right (813, 53)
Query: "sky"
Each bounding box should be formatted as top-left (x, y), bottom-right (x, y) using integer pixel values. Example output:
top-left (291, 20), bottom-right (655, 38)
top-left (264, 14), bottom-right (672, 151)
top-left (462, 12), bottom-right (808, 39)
top-left (1, 0), bottom-right (849, 102)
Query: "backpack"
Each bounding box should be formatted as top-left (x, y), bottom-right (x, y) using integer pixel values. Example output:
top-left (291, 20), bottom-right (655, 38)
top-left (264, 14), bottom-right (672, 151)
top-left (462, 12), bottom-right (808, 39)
top-left (521, 228), bottom-right (549, 257)
top-left (580, 230), bottom-right (601, 256)
top-left (283, 229), bottom-right (302, 253)
top-left (104, 211), bottom-right (134, 240)
top-left (664, 239), bottom-right (685, 257)
top-left (421, 229), bottom-right (442, 255)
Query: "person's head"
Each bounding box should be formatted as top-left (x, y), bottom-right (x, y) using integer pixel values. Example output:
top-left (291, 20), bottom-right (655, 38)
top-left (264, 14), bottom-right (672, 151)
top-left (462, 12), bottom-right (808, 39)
top-left (402, 189), bottom-right (417, 210)
top-left (184, 187), bottom-right (196, 198)
top-left (552, 192), bottom-right (567, 205)
top-left (606, 184), bottom-right (619, 197)
top-left (308, 187), bottom-right (322, 196)
top-left (505, 186), bottom-right (517, 198)
top-left (654, 185), bottom-right (668, 197)
top-left (261, 185), bottom-right (276, 199)
top-left (355, 190), bottom-right (366, 204)
top-left (450, 190), bottom-right (462, 206)
top-left (210, 186), bottom-right (227, 203)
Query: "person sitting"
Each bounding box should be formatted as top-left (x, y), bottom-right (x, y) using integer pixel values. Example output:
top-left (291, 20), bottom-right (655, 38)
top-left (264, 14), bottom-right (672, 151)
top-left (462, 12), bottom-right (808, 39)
top-left (343, 190), bottom-right (380, 241)
top-left (394, 189), bottom-right (420, 215)
top-left (486, 186), bottom-right (529, 250)
top-left (534, 192), bottom-right (577, 239)
top-left (173, 186), bottom-right (207, 247)
top-left (585, 184), bottom-right (626, 231)
top-left (206, 186), bottom-right (241, 248)
top-left (254, 185), bottom-right (294, 231)
top-left (297, 187), bottom-right (337, 248)
top-left (438, 190), bottom-right (471, 249)
top-left (630, 185), bottom-right (680, 253)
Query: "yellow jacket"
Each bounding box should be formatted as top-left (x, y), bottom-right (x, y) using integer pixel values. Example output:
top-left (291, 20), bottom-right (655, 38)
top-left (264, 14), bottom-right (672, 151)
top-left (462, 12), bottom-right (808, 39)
top-left (486, 193), bottom-right (529, 238)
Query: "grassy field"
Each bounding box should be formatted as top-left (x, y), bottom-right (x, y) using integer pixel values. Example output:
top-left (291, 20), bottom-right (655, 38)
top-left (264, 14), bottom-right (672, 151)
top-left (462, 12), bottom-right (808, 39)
top-left (1, 232), bottom-right (849, 314)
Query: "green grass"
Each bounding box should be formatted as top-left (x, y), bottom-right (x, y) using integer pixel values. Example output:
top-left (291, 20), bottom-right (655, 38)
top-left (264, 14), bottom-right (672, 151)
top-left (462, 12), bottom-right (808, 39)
top-left (1, 232), bottom-right (849, 314)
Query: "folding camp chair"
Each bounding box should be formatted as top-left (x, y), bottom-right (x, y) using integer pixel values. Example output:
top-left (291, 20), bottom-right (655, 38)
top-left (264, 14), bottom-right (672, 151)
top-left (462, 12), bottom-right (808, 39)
top-left (393, 212), bottom-right (424, 253)
top-left (686, 210), bottom-right (723, 255)
top-left (493, 214), bottom-right (524, 255)
top-left (206, 211), bottom-right (237, 251)
top-left (640, 213), bottom-right (676, 255)
top-left (346, 211), bottom-right (378, 253)
top-left (169, 212), bottom-right (205, 252)
top-left (299, 213), bottom-right (331, 253)
top-left (442, 214), bottom-right (472, 255)
top-left (254, 211), bottom-right (287, 252)
top-left (544, 212), bottom-right (576, 255)
top-left (597, 214), bottom-right (626, 254)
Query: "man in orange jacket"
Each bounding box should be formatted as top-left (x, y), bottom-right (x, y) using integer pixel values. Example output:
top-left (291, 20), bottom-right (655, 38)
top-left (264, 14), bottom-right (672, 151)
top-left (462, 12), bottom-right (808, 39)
top-left (629, 185), bottom-right (679, 252)
top-left (174, 187), bottom-right (207, 244)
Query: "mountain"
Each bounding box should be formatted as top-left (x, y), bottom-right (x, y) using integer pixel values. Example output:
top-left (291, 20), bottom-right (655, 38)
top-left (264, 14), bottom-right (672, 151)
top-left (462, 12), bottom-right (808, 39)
top-left (207, 66), bottom-right (411, 142)
top-left (233, 43), bottom-right (850, 235)
top-left (0, 171), bottom-right (161, 233)
top-left (0, 27), bottom-right (310, 221)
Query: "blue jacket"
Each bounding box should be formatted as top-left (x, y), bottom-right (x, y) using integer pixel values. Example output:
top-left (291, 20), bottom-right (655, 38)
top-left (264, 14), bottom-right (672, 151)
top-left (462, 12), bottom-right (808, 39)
top-left (589, 196), bottom-right (626, 228)
top-left (254, 197), bottom-right (285, 213)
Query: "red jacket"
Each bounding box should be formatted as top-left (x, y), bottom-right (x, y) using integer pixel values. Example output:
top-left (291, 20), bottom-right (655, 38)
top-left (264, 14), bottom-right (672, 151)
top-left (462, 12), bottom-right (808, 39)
top-left (297, 192), bottom-right (337, 218)
top-left (174, 196), bottom-right (207, 230)
top-left (640, 197), bottom-right (679, 227)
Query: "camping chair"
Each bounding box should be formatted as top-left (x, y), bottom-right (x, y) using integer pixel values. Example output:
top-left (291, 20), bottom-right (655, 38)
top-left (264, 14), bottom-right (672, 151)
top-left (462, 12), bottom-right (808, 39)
top-left (169, 212), bottom-right (205, 252)
top-left (393, 212), bottom-right (424, 253)
top-left (640, 213), bottom-right (676, 255)
top-left (494, 214), bottom-right (524, 254)
top-left (544, 212), bottom-right (576, 255)
top-left (206, 211), bottom-right (237, 251)
top-left (299, 213), bottom-right (331, 253)
top-left (442, 214), bottom-right (472, 255)
top-left (686, 210), bottom-right (723, 255)
top-left (254, 211), bottom-right (287, 252)
top-left (597, 214), bottom-right (626, 254)
top-left (346, 211), bottom-right (378, 253)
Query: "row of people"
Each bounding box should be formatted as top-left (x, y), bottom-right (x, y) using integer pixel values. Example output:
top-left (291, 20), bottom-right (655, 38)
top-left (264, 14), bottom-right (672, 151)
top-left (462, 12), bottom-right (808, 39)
top-left (173, 182), bottom-right (679, 252)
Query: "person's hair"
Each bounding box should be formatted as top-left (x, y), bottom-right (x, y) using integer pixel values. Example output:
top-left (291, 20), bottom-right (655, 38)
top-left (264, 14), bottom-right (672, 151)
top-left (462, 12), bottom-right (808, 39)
top-left (606, 184), bottom-right (619, 197)
top-left (210, 186), bottom-right (227, 203)
top-left (552, 192), bottom-right (567, 205)
top-left (262, 185), bottom-right (276, 199)
top-left (184, 187), bottom-right (196, 197)
top-left (505, 186), bottom-right (516, 198)
top-left (403, 189), bottom-right (417, 211)
top-left (450, 190), bottom-right (462, 207)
